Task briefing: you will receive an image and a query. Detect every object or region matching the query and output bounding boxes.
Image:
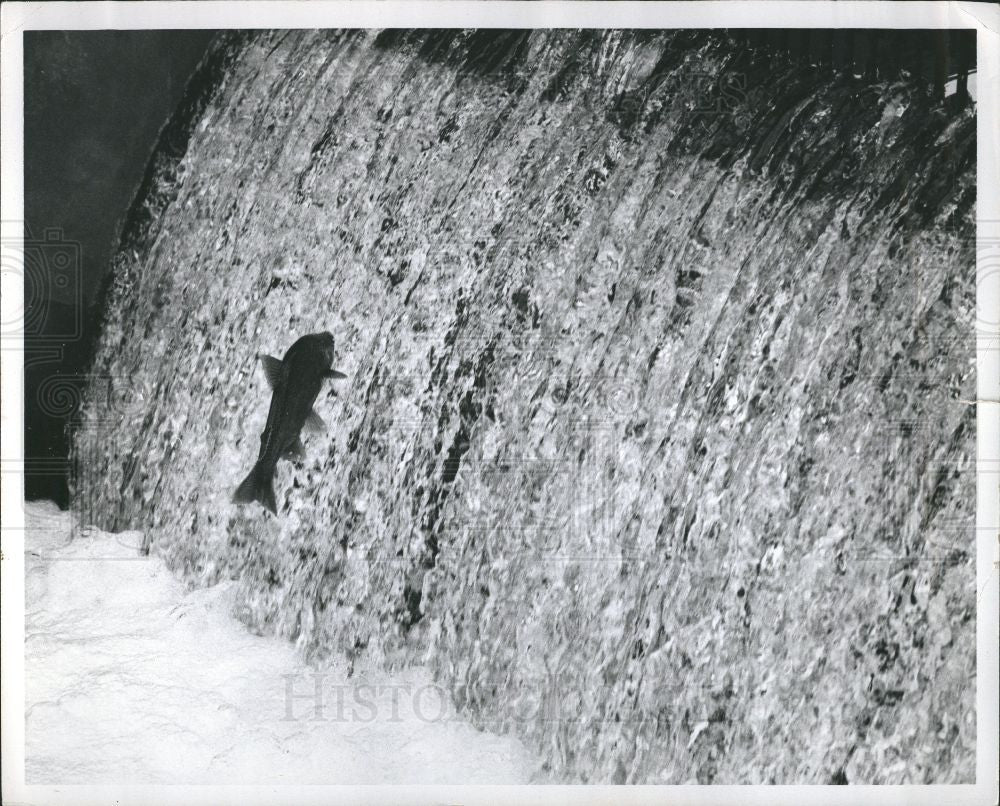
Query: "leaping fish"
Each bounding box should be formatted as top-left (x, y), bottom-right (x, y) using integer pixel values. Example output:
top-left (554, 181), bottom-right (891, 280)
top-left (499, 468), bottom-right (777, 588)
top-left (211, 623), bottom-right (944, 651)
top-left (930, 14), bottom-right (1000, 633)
top-left (233, 331), bottom-right (346, 514)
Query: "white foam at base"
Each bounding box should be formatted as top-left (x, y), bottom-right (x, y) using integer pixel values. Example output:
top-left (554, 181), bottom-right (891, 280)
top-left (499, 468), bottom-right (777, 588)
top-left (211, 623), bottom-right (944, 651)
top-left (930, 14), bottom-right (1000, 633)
top-left (24, 501), bottom-right (538, 784)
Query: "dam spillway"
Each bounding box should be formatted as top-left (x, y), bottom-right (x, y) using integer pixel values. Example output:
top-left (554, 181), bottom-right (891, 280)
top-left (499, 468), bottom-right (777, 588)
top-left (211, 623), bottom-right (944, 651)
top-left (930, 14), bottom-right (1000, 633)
top-left (73, 29), bottom-right (976, 783)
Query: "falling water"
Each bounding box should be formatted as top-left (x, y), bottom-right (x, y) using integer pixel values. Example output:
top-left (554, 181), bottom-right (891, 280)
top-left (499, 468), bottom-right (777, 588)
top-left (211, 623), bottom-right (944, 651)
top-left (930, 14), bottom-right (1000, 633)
top-left (74, 29), bottom-right (976, 783)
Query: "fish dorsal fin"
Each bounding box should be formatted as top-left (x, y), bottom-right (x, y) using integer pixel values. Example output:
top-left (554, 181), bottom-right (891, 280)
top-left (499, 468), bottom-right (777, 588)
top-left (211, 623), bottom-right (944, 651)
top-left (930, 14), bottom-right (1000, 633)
top-left (259, 354), bottom-right (285, 389)
top-left (325, 369), bottom-right (347, 380)
top-left (282, 436), bottom-right (306, 461)
top-left (304, 408), bottom-right (327, 433)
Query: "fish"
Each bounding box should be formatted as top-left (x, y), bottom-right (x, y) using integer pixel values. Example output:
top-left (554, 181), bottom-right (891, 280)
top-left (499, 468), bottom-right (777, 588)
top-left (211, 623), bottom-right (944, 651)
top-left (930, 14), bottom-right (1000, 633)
top-left (233, 331), bottom-right (346, 514)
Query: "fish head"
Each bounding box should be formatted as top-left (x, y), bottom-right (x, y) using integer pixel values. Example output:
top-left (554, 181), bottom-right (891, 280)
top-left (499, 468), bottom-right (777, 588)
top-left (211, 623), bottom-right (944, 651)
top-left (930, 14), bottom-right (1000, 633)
top-left (315, 331), bottom-right (336, 366)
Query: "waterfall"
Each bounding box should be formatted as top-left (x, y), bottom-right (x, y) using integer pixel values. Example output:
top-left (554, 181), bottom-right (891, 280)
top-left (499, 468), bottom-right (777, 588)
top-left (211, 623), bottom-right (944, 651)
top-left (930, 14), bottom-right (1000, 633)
top-left (74, 29), bottom-right (976, 783)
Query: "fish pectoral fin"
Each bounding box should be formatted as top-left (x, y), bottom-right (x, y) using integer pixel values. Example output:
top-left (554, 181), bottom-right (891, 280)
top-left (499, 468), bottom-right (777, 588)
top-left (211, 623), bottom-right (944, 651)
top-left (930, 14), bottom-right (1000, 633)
top-left (259, 354), bottom-right (285, 389)
top-left (282, 437), bottom-right (306, 461)
top-left (304, 408), bottom-right (327, 433)
top-left (325, 369), bottom-right (348, 380)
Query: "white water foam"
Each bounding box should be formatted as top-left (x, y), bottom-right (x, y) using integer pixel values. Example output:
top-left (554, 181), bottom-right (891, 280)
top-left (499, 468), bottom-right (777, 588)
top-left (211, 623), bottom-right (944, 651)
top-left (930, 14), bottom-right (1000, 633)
top-left (24, 501), bottom-right (538, 784)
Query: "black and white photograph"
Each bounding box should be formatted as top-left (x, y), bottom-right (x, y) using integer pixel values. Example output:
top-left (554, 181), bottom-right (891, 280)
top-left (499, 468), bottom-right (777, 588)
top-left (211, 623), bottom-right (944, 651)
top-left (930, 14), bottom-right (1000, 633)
top-left (1, 2), bottom-right (998, 803)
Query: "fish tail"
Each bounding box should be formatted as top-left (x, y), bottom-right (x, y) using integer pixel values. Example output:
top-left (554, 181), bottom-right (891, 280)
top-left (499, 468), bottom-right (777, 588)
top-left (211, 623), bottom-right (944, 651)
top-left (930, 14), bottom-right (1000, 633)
top-left (232, 461), bottom-right (277, 515)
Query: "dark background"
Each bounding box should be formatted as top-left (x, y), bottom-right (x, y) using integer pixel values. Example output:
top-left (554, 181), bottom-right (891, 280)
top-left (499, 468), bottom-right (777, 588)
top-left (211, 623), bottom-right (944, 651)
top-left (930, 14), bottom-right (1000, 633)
top-left (24, 30), bottom-right (215, 504)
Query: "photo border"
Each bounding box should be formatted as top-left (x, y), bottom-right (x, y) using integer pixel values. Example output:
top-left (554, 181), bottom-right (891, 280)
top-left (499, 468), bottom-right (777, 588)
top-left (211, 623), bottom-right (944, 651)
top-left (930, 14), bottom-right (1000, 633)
top-left (2, 2), bottom-right (997, 804)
